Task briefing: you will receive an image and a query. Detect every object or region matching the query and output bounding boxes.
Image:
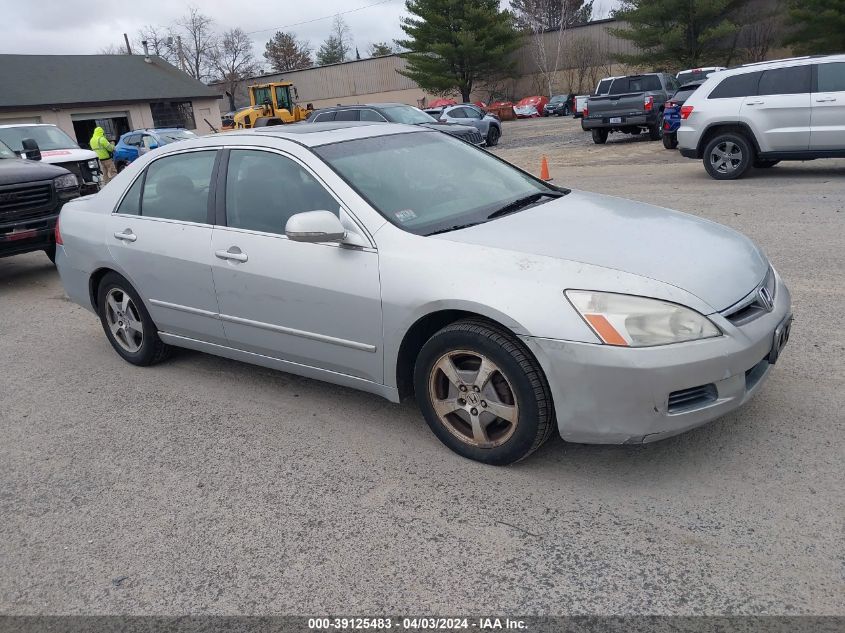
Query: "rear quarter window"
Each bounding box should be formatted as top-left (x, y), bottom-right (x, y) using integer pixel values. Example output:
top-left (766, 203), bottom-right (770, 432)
top-left (709, 72), bottom-right (762, 99)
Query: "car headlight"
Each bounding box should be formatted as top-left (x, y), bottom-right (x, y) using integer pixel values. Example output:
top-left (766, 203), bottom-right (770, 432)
top-left (565, 290), bottom-right (721, 347)
top-left (87, 159), bottom-right (99, 169)
top-left (54, 174), bottom-right (79, 190)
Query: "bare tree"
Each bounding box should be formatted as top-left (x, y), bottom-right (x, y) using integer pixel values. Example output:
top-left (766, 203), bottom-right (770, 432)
top-left (137, 24), bottom-right (178, 65)
top-left (565, 34), bottom-right (603, 94)
top-left (740, 1), bottom-right (785, 63)
top-left (212, 28), bottom-right (259, 111)
top-left (177, 7), bottom-right (217, 81)
top-left (98, 43), bottom-right (127, 55)
top-left (316, 14), bottom-right (352, 65)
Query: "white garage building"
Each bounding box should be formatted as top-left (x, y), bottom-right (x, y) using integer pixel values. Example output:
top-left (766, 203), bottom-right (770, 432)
top-left (0, 54), bottom-right (222, 145)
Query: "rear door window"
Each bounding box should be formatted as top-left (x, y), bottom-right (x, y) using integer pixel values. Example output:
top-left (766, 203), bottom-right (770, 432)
top-left (758, 65), bottom-right (811, 95)
top-left (313, 111), bottom-right (336, 122)
top-left (359, 109), bottom-right (386, 122)
top-left (335, 110), bottom-right (359, 122)
top-left (816, 62), bottom-right (845, 92)
top-left (709, 72), bottom-right (762, 99)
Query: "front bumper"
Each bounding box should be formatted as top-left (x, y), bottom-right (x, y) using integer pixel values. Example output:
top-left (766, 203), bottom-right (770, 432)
top-left (525, 275), bottom-right (792, 444)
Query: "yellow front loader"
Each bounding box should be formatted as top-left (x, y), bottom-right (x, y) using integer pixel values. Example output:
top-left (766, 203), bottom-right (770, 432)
top-left (232, 82), bottom-right (310, 128)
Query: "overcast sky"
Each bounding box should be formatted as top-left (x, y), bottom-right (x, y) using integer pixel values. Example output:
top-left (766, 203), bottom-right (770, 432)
top-left (3, 0), bottom-right (618, 61)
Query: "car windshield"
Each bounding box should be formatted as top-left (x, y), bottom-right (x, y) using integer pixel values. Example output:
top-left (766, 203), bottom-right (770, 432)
top-left (381, 105), bottom-right (437, 125)
top-left (0, 125), bottom-right (79, 152)
top-left (157, 130), bottom-right (197, 143)
top-left (315, 131), bottom-right (562, 236)
top-left (0, 140), bottom-right (15, 159)
top-left (550, 95), bottom-right (567, 103)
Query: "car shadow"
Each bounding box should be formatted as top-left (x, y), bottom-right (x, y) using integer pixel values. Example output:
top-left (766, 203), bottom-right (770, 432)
top-left (0, 253), bottom-right (56, 288)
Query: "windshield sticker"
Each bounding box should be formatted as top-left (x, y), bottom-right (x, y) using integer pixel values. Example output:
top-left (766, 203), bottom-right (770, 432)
top-left (394, 209), bottom-right (417, 222)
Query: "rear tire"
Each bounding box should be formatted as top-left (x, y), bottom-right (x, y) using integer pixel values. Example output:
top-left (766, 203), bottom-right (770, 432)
top-left (662, 133), bottom-right (678, 150)
top-left (591, 128), bottom-right (608, 144)
top-left (414, 319), bottom-right (554, 465)
top-left (703, 133), bottom-right (753, 180)
top-left (648, 122), bottom-right (663, 141)
top-left (97, 272), bottom-right (172, 366)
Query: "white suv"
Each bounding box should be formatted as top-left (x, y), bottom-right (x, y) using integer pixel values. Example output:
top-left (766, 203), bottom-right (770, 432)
top-left (677, 55), bottom-right (845, 179)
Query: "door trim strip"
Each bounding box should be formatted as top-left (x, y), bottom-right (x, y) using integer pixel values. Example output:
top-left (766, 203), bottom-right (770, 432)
top-left (148, 299), bottom-right (377, 353)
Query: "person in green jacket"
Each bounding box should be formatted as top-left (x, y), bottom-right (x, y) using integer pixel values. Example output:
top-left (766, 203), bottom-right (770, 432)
top-left (89, 127), bottom-right (116, 184)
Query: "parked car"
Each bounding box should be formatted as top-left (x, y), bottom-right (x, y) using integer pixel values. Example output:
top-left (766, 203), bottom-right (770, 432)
top-left (573, 95), bottom-right (589, 118)
top-left (676, 67), bottom-right (726, 85)
top-left (582, 73), bottom-right (681, 144)
top-left (55, 122), bottom-right (792, 465)
top-left (113, 128), bottom-right (197, 171)
top-left (543, 94), bottom-right (575, 117)
top-left (514, 96), bottom-right (549, 118)
top-left (678, 54), bottom-right (845, 179)
top-left (0, 139), bottom-right (79, 262)
top-left (662, 81), bottom-right (706, 149)
top-left (307, 103), bottom-right (485, 146)
top-left (430, 104), bottom-right (503, 146)
top-left (0, 124), bottom-right (102, 194)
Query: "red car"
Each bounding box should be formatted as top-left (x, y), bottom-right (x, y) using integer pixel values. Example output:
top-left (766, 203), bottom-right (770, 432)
top-left (514, 96), bottom-right (550, 118)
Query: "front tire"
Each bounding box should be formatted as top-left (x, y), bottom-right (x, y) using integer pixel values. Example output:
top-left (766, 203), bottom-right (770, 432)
top-left (414, 319), bottom-right (554, 465)
top-left (486, 126), bottom-right (500, 147)
top-left (97, 272), bottom-right (172, 366)
top-left (592, 128), bottom-right (608, 144)
top-left (703, 133), bottom-right (753, 180)
top-left (662, 132), bottom-right (678, 150)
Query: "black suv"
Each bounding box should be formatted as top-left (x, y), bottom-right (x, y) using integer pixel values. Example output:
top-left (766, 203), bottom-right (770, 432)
top-left (308, 103), bottom-right (486, 146)
top-left (0, 140), bottom-right (80, 262)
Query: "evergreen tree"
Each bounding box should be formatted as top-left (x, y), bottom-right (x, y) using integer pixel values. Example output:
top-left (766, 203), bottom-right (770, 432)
top-left (369, 42), bottom-right (395, 57)
top-left (785, 0), bottom-right (845, 55)
top-left (397, 0), bottom-right (521, 102)
top-left (263, 31), bottom-right (312, 72)
top-left (611, 0), bottom-right (751, 69)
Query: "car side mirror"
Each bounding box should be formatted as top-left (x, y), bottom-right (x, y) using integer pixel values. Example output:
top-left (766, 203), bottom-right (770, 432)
top-left (286, 210), bottom-right (347, 243)
top-left (21, 138), bottom-right (41, 161)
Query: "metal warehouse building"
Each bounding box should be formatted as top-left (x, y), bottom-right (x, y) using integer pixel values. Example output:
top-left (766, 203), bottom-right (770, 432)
top-left (0, 54), bottom-right (222, 144)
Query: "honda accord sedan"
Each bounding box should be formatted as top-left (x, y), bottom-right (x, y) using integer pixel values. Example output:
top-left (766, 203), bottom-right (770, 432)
top-left (55, 122), bottom-right (792, 465)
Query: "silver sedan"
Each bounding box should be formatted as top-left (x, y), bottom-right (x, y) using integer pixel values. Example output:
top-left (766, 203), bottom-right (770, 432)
top-left (55, 122), bottom-right (792, 464)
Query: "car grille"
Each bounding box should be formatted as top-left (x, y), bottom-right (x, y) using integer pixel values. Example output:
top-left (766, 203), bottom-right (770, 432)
top-left (464, 130), bottom-right (483, 145)
top-left (668, 384), bottom-right (717, 413)
top-left (58, 160), bottom-right (97, 185)
top-left (721, 267), bottom-right (776, 326)
top-left (0, 181), bottom-right (54, 220)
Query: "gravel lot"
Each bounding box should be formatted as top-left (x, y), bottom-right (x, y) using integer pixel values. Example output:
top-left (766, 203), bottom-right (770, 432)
top-left (1, 116), bottom-right (843, 616)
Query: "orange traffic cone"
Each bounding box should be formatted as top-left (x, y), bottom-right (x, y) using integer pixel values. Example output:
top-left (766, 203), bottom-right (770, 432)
top-left (540, 156), bottom-right (550, 181)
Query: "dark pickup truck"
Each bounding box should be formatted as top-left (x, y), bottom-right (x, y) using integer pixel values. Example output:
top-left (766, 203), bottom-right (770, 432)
top-left (0, 140), bottom-right (80, 262)
top-left (581, 73), bottom-right (681, 144)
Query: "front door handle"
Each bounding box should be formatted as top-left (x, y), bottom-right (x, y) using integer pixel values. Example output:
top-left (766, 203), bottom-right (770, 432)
top-left (746, 99), bottom-right (764, 105)
top-left (815, 97), bottom-right (837, 103)
top-left (113, 230), bottom-right (137, 242)
top-left (215, 247), bottom-right (248, 263)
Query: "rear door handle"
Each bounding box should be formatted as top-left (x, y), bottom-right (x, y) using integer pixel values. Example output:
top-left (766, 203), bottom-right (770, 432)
top-left (113, 230), bottom-right (137, 242)
top-left (746, 99), bottom-right (764, 105)
top-left (815, 97), bottom-right (837, 102)
top-left (215, 247), bottom-right (248, 263)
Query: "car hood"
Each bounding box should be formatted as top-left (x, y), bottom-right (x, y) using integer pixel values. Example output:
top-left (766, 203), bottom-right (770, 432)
top-left (439, 190), bottom-right (768, 312)
top-left (39, 148), bottom-right (98, 164)
top-left (0, 158), bottom-right (69, 184)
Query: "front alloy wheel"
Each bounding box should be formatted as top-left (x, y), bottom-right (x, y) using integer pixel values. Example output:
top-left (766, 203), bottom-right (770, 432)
top-left (414, 319), bottom-right (554, 465)
top-left (703, 133), bottom-right (753, 180)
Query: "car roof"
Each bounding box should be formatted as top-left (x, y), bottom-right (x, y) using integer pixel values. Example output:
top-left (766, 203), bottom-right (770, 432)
top-left (201, 121), bottom-right (428, 148)
top-left (725, 53), bottom-right (845, 76)
top-left (0, 123), bottom-right (58, 129)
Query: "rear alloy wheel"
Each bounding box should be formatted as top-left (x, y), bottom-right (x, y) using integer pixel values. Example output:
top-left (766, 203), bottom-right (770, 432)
top-left (97, 272), bottom-right (172, 366)
top-left (486, 126), bottom-right (500, 147)
top-left (703, 133), bottom-right (753, 180)
top-left (663, 132), bottom-right (678, 150)
top-left (592, 128), bottom-right (608, 144)
top-left (414, 319), bottom-right (553, 465)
